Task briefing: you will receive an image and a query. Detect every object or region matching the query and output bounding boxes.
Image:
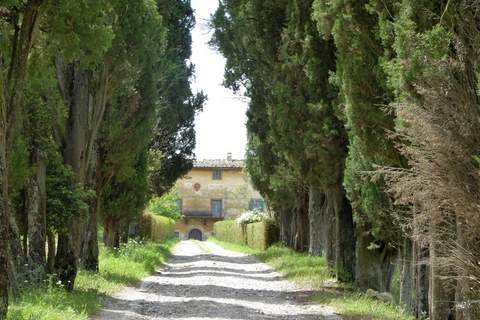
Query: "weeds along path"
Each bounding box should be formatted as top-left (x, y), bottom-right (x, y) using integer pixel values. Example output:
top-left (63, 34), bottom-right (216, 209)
top-left (92, 240), bottom-right (340, 320)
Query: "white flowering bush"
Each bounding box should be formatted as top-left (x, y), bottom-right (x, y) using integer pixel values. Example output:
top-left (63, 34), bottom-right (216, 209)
top-left (236, 208), bottom-right (270, 225)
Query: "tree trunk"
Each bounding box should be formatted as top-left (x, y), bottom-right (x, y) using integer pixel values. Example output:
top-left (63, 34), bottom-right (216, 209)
top-left (294, 187), bottom-right (309, 252)
top-left (329, 185), bottom-right (355, 283)
top-left (355, 231), bottom-right (395, 291)
top-left (289, 205), bottom-right (297, 249)
top-left (81, 196), bottom-right (99, 271)
top-left (0, 79), bottom-right (9, 319)
top-left (0, 2), bottom-right (44, 314)
top-left (80, 151), bottom-right (101, 271)
top-left (54, 59), bottom-right (91, 286)
top-left (54, 58), bottom-right (110, 279)
top-left (9, 212), bottom-right (23, 298)
top-left (120, 220), bottom-right (129, 244)
top-left (46, 229), bottom-right (56, 274)
top-left (400, 237), bottom-right (414, 313)
top-left (414, 242), bottom-right (429, 318)
top-left (454, 213), bottom-right (480, 320)
top-left (308, 187), bottom-right (324, 256)
top-left (320, 187), bottom-right (336, 268)
top-left (54, 233), bottom-right (77, 291)
top-left (103, 216), bottom-right (120, 249)
top-left (279, 205), bottom-right (292, 247)
top-left (430, 240), bottom-right (455, 320)
top-left (26, 150), bottom-right (47, 279)
top-left (15, 189), bottom-right (28, 259)
top-left (5, 0), bottom-right (44, 144)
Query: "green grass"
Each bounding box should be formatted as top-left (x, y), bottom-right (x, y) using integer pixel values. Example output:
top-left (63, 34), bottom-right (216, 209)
top-left (209, 237), bottom-right (414, 320)
top-left (7, 239), bottom-right (176, 320)
top-left (312, 292), bottom-right (414, 320)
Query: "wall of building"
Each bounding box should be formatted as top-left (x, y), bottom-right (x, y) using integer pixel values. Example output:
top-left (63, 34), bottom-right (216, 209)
top-left (175, 218), bottom-right (218, 240)
top-left (175, 168), bottom-right (262, 219)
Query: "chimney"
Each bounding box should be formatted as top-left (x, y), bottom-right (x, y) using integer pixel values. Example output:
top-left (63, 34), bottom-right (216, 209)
top-left (227, 152), bottom-right (232, 161)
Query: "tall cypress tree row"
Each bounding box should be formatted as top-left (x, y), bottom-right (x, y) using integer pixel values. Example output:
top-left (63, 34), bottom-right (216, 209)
top-left (383, 1), bottom-right (480, 318)
top-left (312, 0), bottom-right (405, 291)
top-left (0, 0), bottom-right (203, 314)
top-left (212, 0), bottom-right (355, 280)
top-left (149, 0), bottom-right (205, 196)
top-left (211, 0), bottom-right (298, 248)
top-left (272, 0), bottom-right (354, 279)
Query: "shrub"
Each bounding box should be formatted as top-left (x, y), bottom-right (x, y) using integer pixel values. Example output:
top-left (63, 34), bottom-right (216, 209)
top-left (235, 208), bottom-right (270, 225)
top-left (245, 221), bottom-right (278, 250)
top-left (147, 189), bottom-right (182, 220)
top-left (7, 240), bottom-right (175, 320)
top-left (214, 220), bottom-right (278, 250)
top-left (213, 220), bottom-right (244, 245)
top-left (139, 212), bottom-right (175, 242)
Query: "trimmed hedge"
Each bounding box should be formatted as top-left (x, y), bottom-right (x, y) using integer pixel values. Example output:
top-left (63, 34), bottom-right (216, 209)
top-left (213, 220), bottom-right (278, 250)
top-left (213, 220), bottom-right (244, 245)
top-left (139, 211), bottom-right (175, 241)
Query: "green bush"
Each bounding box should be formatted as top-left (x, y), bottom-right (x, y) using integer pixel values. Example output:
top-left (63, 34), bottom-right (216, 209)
top-left (7, 240), bottom-right (175, 320)
top-left (213, 220), bottom-right (277, 250)
top-left (139, 212), bottom-right (175, 242)
top-left (236, 209), bottom-right (270, 224)
top-left (147, 189), bottom-right (182, 220)
top-left (213, 220), bottom-right (244, 245)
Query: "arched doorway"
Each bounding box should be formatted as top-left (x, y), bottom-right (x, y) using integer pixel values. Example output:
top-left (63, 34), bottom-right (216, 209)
top-left (188, 228), bottom-right (203, 241)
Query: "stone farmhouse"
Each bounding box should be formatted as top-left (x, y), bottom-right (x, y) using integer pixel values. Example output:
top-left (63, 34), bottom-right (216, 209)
top-left (174, 153), bottom-right (264, 240)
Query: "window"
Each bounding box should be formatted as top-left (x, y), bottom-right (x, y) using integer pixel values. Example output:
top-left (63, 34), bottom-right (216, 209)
top-left (211, 199), bottom-right (223, 217)
top-left (212, 169), bottom-right (222, 180)
top-left (249, 198), bottom-right (265, 210)
top-left (175, 199), bottom-right (183, 211)
top-left (174, 231), bottom-right (180, 239)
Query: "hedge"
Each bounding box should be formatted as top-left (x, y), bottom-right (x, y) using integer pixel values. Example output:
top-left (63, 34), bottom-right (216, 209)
top-left (139, 211), bottom-right (175, 242)
top-left (213, 220), bottom-right (278, 250)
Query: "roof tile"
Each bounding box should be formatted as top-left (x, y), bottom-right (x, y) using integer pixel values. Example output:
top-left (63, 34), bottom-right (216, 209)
top-left (193, 159), bottom-right (245, 169)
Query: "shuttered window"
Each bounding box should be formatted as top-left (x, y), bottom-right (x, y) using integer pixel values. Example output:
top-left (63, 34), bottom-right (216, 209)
top-left (176, 199), bottom-right (183, 211)
top-left (248, 198), bottom-right (265, 210)
top-left (211, 199), bottom-right (223, 217)
top-left (212, 169), bottom-right (222, 180)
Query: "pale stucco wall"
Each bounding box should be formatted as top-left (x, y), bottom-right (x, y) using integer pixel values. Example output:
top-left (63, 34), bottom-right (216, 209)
top-left (175, 168), bottom-right (262, 219)
top-left (175, 218), bottom-right (217, 240)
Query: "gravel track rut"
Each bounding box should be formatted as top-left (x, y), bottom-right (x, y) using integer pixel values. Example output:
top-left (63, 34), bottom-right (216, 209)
top-left (92, 240), bottom-right (341, 320)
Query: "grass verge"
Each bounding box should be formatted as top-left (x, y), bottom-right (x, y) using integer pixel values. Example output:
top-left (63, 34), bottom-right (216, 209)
top-left (209, 237), bottom-right (414, 320)
top-left (7, 239), bottom-right (176, 320)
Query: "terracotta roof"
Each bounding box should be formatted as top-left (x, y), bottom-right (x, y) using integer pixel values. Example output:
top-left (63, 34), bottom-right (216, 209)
top-left (193, 159), bottom-right (245, 169)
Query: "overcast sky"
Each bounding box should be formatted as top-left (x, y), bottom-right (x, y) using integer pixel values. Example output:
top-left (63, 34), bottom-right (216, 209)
top-left (190, 0), bottom-right (248, 161)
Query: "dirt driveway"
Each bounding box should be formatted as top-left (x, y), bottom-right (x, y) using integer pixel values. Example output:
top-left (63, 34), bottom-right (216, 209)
top-left (92, 240), bottom-right (341, 320)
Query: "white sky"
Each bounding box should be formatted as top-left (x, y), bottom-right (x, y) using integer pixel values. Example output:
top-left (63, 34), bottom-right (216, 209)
top-left (190, 0), bottom-right (248, 161)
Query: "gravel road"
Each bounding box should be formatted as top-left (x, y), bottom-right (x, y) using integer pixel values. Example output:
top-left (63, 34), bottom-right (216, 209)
top-left (92, 240), bottom-right (341, 320)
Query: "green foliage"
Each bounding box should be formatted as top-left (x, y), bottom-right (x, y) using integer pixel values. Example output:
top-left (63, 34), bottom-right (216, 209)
top-left (46, 161), bottom-right (90, 234)
top-left (7, 240), bottom-right (175, 320)
top-left (8, 136), bottom-right (29, 201)
top-left (312, 0), bottom-right (404, 245)
top-left (213, 220), bottom-right (245, 246)
top-left (245, 222), bottom-right (278, 250)
top-left (236, 209), bottom-right (270, 225)
top-left (213, 220), bottom-right (277, 250)
top-left (148, 0), bottom-right (205, 196)
top-left (211, 1), bottom-right (348, 250)
top-left (139, 212), bottom-right (175, 242)
top-left (147, 189), bottom-right (182, 220)
top-left (100, 150), bottom-right (150, 225)
top-left (45, 0), bottom-right (115, 66)
top-left (312, 292), bottom-right (415, 320)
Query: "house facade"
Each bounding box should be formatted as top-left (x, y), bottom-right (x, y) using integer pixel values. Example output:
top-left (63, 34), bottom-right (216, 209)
top-left (174, 153), bottom-right (264, 240)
